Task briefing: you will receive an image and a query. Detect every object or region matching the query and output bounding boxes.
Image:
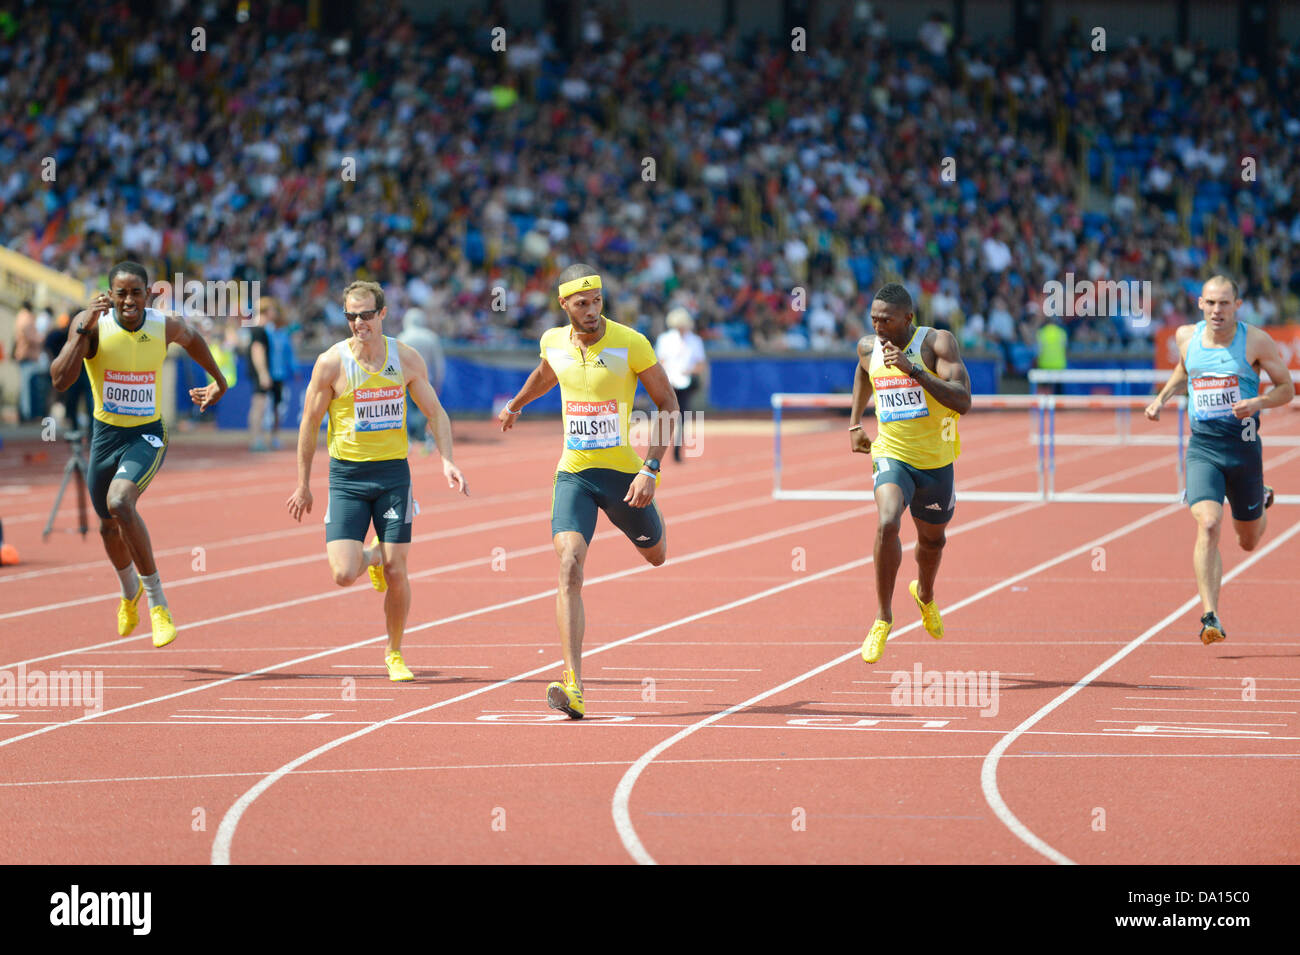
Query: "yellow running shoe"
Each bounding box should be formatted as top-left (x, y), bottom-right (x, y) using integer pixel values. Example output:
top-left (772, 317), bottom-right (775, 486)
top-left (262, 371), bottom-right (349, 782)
top-left (150, 605), bottom-right (177, 648)
top-left (861, 619), bottom-right (892, 664)
top-left (909, 580), bottom-right (944, 640)
top-left (385, 650), bottom-right (414, 682)
top-left (118, 581), bottom-right (144, 637)
top-left (367, 536), bottom-right (387, 592)
top-left (546, 669), bottom-right (585, 719)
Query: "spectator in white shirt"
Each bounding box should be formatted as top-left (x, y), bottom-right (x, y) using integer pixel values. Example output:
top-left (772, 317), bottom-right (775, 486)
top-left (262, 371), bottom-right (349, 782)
top-left (655, 308), bottom-right (707, 463)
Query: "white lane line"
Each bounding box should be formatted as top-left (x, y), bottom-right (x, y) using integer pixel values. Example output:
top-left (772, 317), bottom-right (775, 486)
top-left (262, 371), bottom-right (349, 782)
top-left (0, 497), bottom-right (901, 761)
top-left (1111, 707), bottom-right (1296, 715)
top-left (0, 486), bottom-right (843, 670)
top-left (0, 445), bottom-right (790, 586)
top-left (1150, 675), bottom-right (1300, 681)
top-left (600, 667), bottom-right (761, 672)
top-left (2, 426), bottom-right (1053, 664)
top-left (211, 497), bottom-right (1050, 864)
top-left (609, 502), bottom-right (1184, 865)
top-left (4, 750), bottom-right (1296, 790)
top-left (979, 514), bottom-right (1300, 866)
top-left (1094, 719), bottom-right (1285, 726)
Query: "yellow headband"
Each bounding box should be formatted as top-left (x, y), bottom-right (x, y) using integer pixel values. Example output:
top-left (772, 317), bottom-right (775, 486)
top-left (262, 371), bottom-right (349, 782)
top-left (558, 274), bottom-right (602, 299)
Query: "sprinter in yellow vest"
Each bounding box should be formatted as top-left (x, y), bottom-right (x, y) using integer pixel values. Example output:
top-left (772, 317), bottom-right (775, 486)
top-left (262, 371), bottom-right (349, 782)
top-left (498, 263), bottom-right (680, 718)
top-left (49, 261), bottom-right (230, 649)
top-left (287, 280), bottom-right (468, 682)
top-left (849, 283), bottom-right (973, 664)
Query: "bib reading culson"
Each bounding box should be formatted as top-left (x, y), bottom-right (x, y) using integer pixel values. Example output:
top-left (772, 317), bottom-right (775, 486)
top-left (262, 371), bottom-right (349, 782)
top-left (565, 399), bottom-right (621, 450)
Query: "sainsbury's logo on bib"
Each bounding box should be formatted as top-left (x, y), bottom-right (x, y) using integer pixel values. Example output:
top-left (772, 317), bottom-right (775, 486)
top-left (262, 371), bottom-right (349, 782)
top-left (354, 385), bottom-right (405, 431)
top-left (875, 374), bottom-right (929, 422)
top-left (1190, 375), bottom-right (1240, 420)
top-left (103, 369), bottom-right (157, 417)
top-left (565, 399), bottom-right (621, 450)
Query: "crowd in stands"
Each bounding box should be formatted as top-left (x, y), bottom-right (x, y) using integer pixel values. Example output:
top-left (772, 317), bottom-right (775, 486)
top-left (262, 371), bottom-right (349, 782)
top-left (3, 0), bottom-right (1300, 407)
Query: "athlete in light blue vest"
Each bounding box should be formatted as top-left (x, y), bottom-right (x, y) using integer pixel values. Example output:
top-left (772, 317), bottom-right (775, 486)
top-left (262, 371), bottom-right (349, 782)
top-left (1146, 275), bottom-right (1294, 644)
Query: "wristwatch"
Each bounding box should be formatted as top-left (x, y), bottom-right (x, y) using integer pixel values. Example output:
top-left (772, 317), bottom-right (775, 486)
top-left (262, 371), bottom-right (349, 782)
top-left (643, 458), bottom-right (661, 473)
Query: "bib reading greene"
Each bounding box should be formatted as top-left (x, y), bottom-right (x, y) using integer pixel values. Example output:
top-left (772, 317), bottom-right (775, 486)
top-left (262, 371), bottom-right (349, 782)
top-left (85, 307), bottom-right (168, 427)
top-left (327, 337), bottom-right (409, 462)
top-left (540, 318), bottom-right (658, 474)
top-left (868, 326), bottom-right (961, 470)
top-left (1185, 320), bottom-right (1259, 439)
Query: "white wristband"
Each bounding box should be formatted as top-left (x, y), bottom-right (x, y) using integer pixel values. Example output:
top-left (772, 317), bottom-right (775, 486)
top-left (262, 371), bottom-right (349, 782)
top-left (504, 403), bottom-right (521, 415)
top-left (637, 469), bottom-right (657, 480)
top-left (848, 424), bottom-right (863, 432)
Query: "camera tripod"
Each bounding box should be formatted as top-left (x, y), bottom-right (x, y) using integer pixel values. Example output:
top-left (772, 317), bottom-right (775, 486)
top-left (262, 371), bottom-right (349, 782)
top-left (42, 429), bottom-right (90, 540)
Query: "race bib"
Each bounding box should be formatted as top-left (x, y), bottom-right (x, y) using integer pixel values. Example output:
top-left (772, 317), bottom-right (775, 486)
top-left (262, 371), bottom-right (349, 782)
top-left (354, 385), bottom-right (405, 431)
top-left (875, 374), bottom-right (929, 422)
top-left (565, 399), bottom-right (621, 450)
top-left (103, 370), bottom-right (156, 417)
top-left (1189, 375), bottom-right (1240, 421)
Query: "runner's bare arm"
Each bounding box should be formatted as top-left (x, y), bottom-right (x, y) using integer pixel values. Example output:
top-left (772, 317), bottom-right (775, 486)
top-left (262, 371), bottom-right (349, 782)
top-left (499, 358), bottom-right (559, 431)
top-left (166, 314), bottom-right (228, 411)
top-left (635, 361), bottom-right (680, 464)
top-left (1146, 325), bottom-right (1194, 420)
top-left (50, 296), bottom-right (109, 390)
top-left (400, 343), bottom-right (467, 495)
top-left (288, 351), bottom-right (337, 520)
top-left (849, 335), bottom-right (874, 454)
top-left (1244, 326), bottom-right (1296, 414)
top-left (912, 329), bottom-right (972, 414)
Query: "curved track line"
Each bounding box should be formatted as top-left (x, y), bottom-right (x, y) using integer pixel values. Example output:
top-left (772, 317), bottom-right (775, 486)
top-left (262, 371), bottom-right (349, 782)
top-left (0, 503), bottom-right (879, 755)
top-left (610, 503), bottom-right (1182, 864)
top-left (209, 510), bottom-right (899, 863)
top-left (979, 514), bottom-right (1300, 865)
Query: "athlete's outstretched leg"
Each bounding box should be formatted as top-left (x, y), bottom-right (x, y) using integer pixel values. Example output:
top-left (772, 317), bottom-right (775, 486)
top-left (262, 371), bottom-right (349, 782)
top-left (379, 542), bottom-right (411, 654)
top-left (553, 531), bottom-right (588, 683)
top-left (913, 518), bottom-right (948, 604)
top-left (1191, 500), bottom-right (1223, 614)
top-left (873, 483), bottom-right (906, 624)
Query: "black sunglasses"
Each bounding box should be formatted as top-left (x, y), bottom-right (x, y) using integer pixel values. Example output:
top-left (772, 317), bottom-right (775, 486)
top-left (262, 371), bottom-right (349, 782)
top-left (344, 309), bottom-right (379, 322)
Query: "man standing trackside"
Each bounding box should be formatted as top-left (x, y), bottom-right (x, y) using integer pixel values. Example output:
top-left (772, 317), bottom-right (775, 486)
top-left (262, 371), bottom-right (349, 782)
top-left (849, 283), bottom-right (972, 665)
top-left (287, 281), bottom-right (468, 681)
top-left (49, 261), bottom-right (229, 647)
top-left (1145, 275), bottom-right (1294, 644)
top-left (498, 263), bottom-right (679, 718)
top-left (655, 308), bottom-right (707, 462)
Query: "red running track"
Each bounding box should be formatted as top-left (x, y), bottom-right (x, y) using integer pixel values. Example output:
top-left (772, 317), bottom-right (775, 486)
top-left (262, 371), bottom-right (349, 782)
top-left (1, 409), bottom-right (1298, 864)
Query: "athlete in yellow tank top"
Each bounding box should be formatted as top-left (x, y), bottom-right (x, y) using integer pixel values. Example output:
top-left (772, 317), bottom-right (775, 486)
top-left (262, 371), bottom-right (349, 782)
top-left (848, 283), bottom-right (972, 664)
top-left (49, 261), bottom-right (229, 651)
top-left (497, 263), bottom-right (681, 718)
top-left (288, 281), bottom-right (468, 683)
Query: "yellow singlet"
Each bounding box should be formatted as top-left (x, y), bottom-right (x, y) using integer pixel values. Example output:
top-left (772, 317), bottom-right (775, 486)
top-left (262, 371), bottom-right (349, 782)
top-left (869, 326), bottom-right (961, 469)
top-left (326, 336), bottom-right (409, 462)
top-left (541, 318), bottom-right (658, 474)
top-left (84, 308), bottom-right (168, 427)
